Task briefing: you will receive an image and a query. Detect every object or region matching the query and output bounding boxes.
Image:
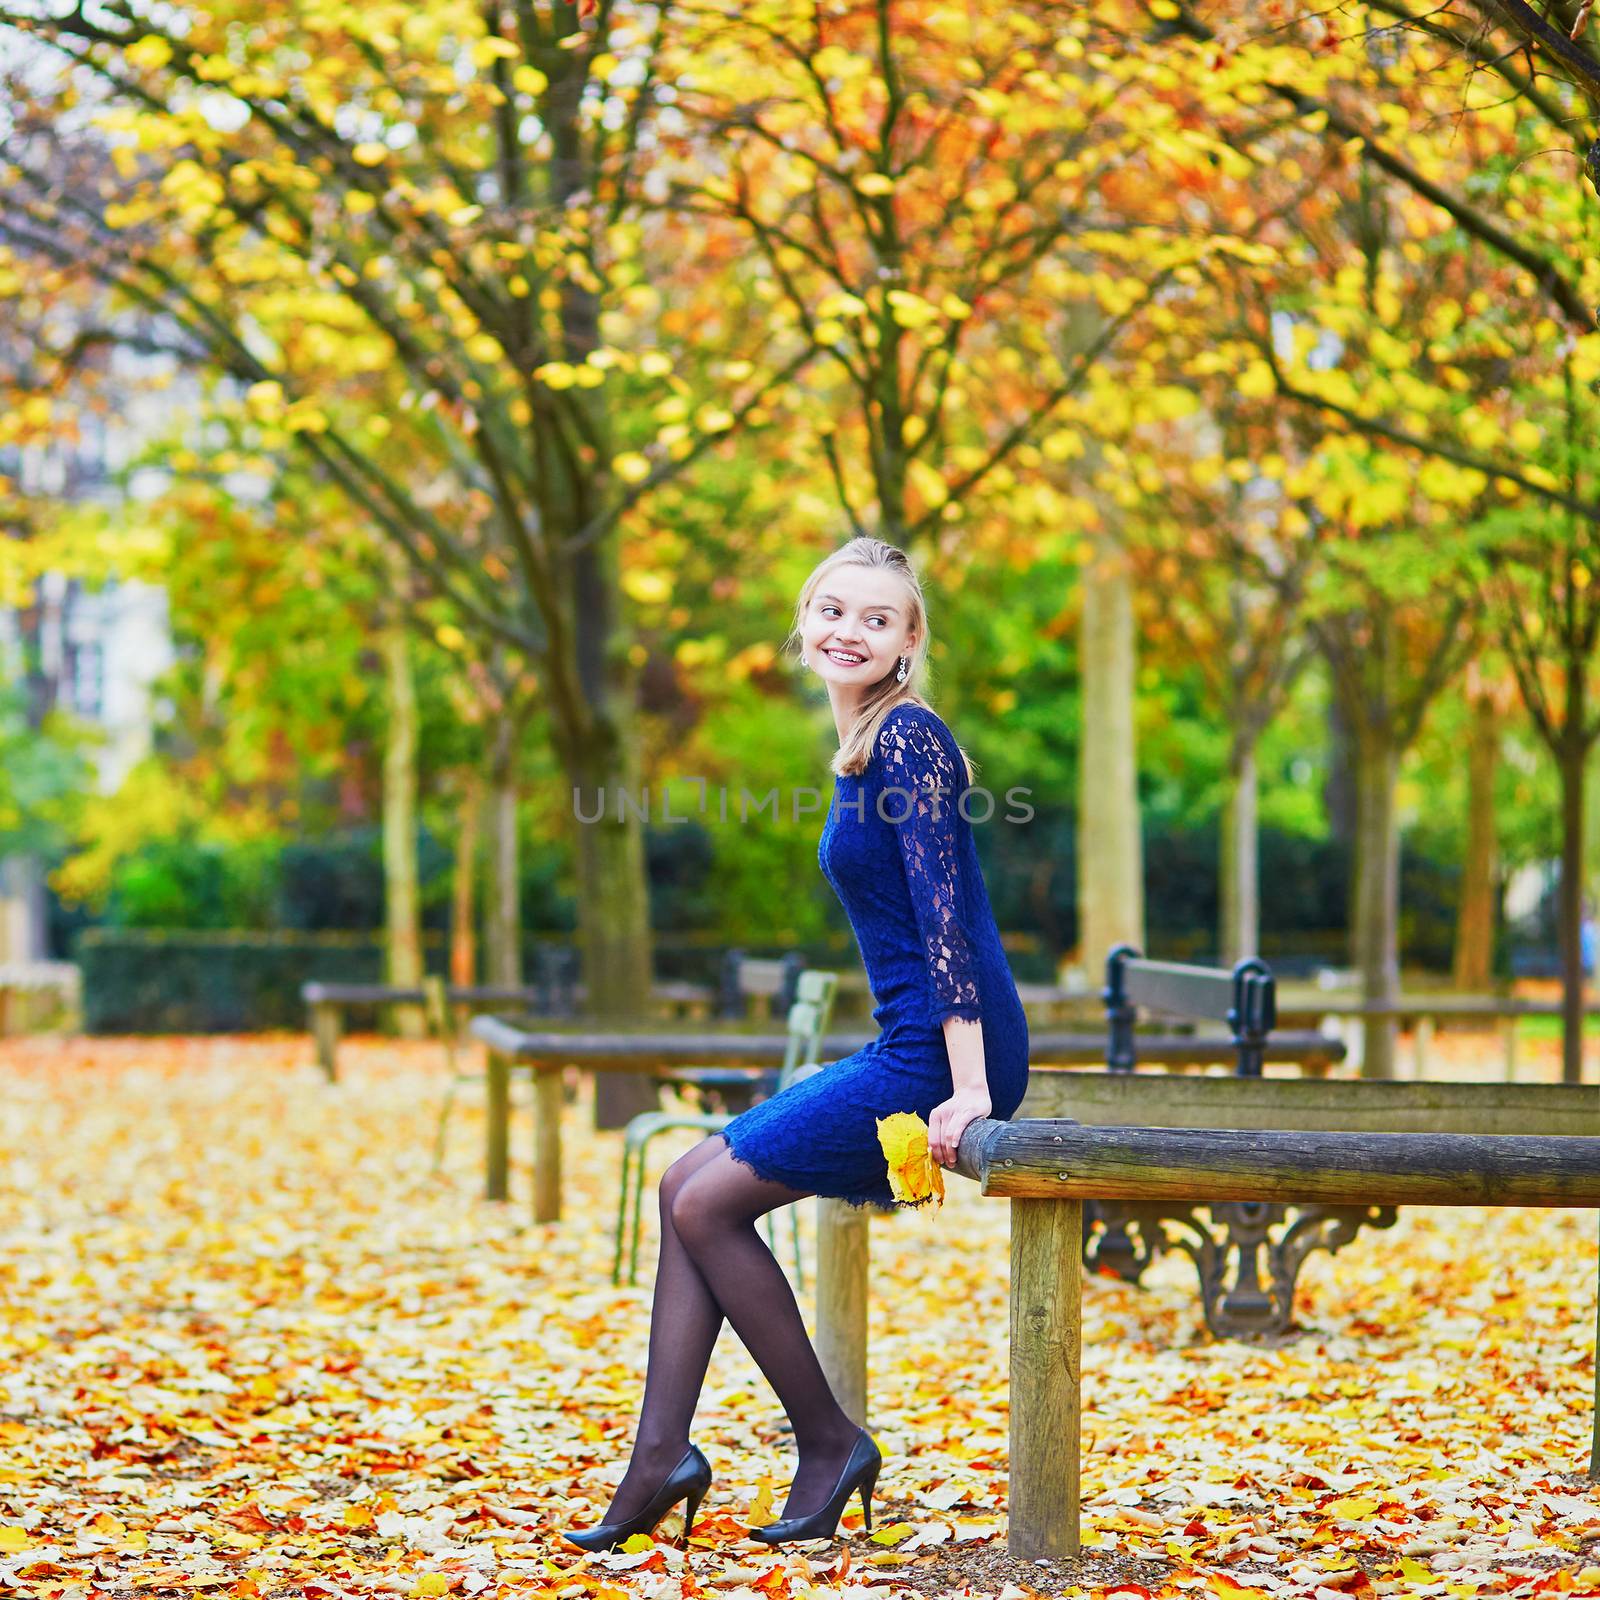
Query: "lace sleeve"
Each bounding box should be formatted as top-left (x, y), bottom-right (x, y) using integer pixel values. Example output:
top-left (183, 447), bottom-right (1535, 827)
top-left (880, 711), bottom-right (982, 1027)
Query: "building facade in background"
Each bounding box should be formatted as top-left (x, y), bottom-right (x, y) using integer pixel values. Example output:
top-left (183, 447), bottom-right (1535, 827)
top-left (1, 336), bottom-right (182, 962)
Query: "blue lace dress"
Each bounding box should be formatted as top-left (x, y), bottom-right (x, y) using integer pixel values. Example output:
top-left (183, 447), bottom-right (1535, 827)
top-left (719, 702), bottom-right (1030, 1210)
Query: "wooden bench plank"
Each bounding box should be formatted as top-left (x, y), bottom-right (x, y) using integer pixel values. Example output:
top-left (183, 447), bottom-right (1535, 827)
top-left (958, 1118), bottom-right (1600, 1207)
top-left (467, 1023), bottom-right (1342, 1070)
top-left (1018, 1072), bottom-right (1600, 1135)
top-left (303, 983), bottom-right (546, 1006)
top-left (1124, 960), bottom-right (1249, 1020)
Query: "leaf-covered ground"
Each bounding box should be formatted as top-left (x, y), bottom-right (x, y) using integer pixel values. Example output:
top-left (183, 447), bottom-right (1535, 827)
top-left (2, 1033), bottom-right (1600, 1600)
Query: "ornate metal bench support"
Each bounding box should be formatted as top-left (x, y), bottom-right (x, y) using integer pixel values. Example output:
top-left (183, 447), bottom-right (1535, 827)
top-left (1084, 1199), bottom-right (1399, 1338)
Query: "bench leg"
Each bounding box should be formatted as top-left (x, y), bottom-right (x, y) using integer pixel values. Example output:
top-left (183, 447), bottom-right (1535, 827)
top-left (816, 1199), bottom-right (870, 1426)
top-left (1340, 1016), bottom-right (1364, 1076)
top-left (486, 1050), bottom-right (510, 1202)
top-left (533, 1066), bottom-right (563, 1223)
top-left (311, 1002), bottom-right (343, 1082)
top-left (1302, 1047), bottom-right (1335, 1080)
top-left (1009, 1197), bottom-right (1082, 1558)
top-left (1412, 1016), bottom-right (1434, 1081)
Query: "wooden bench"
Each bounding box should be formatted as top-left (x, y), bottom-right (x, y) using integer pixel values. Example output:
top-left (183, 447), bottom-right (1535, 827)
top-left (1024, 1070), bottom-right (1600, 1336)
top-left (466, 1020), bottom-right (1345, 1223)
top-left (811, 951), bottom-right (1349, 1420)
top-left (302, 977), bottom-right (715, 1081)
top-left (305, 953), bottom-right (820, 1080)
top-left (1274, 991), bottom-right (1600, 1079)
top-left (813, 950), bottom-right (1600, 1430)
top-left (823, 969), bottom-right (1108, 1026)
top-left (951, 1117), bottom-right (1600, 1558)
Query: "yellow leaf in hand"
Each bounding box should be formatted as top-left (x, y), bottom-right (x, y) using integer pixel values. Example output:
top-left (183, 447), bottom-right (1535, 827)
top-left (875, 1113), bottom-right (943, 1207)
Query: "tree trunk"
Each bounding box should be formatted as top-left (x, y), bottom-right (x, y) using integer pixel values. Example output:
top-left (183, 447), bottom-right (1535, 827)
top-left (1558, 713), bottom-right (1588, 1086)
top-left (1220, 736), bottom-right (1259, 965)
top-left (485, 716), bottom-right (521, 990)
top-left (1452, 695), bottom-right (1499, 992)
top-left (1077, 530), bottom-right (1144, 971)
top-left (540, 24), bottom-right (659, 1131)
top-left (381, 612), bottom-right (425, 1039)
top-left (450, 771), bottom-right (481, 989)
top-left (1325, 690), bottom-right (1359, 852)
top-left (567, 712), bottom-right (660, 1129)
top-left (1352, 726), bottom-right (1400, 1079)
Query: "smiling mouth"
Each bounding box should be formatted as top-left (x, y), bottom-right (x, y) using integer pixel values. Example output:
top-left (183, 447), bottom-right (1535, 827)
top-left (825, 649), bottom-right (867, 666)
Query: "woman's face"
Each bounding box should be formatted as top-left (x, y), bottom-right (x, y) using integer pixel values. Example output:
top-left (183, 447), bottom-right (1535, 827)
top-left (802, 568), bottom-right (917, 687)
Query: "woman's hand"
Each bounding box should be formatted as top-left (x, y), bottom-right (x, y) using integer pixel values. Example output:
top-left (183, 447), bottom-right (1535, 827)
top-left (927, 1085), bottom-right (991, 1169)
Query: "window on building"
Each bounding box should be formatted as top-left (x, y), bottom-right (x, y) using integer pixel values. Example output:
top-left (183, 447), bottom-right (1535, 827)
top-left (69, 639), bottom-right (103, 722)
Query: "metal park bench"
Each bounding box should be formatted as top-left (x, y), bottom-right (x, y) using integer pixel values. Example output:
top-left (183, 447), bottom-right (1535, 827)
top-left (951, 1117), bottom-right (1600, 1558)
top-left (1078, 948), bottom-right (1600, 1335)
top-left (812, 948), bottom-right (1600, 1428)
top-left (1089, 945), bottom-right (1362, 1335)
top-left (1103, 942), bottom-right (1275, 1075)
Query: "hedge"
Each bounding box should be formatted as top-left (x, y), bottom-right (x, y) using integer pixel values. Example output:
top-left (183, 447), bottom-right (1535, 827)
top-left (73, 930), bottom-right (879, 1033)
top-left (77, 929), bottom-right (411, 1033)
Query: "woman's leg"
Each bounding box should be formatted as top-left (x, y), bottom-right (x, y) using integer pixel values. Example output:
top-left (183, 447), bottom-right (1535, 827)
top-left (670, 1146), bottom-right (861, 1521)
top-left (597, 1133), bottom-right (728, 1524)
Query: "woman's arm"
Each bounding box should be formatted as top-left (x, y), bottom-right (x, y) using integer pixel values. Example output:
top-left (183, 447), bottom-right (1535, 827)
top-left (881, 712), bottom-right (982, 1028)
top-left (880, 710), bottom-right (990, 1166)
top-left (931, 1015), bottom-right (991, 1169)
top-left (943, 1014), bottom-right (987, 1093)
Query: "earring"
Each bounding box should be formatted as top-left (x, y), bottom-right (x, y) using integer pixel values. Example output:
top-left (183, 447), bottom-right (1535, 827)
top-left (800, 653), bottom-right (809, 668)
top-left (895, 657), bottom-right (908, 683)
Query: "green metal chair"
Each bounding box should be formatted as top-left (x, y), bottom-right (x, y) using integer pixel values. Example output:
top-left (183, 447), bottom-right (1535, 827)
top-left (612, 969), bottom-right (839, 1289)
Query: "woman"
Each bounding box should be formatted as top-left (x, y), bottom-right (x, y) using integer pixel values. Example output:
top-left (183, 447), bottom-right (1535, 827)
top-left (563, 537), bottom-right (1030, 1551)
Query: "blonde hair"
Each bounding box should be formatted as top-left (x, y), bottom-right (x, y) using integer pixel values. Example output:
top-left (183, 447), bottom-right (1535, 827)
top-left (789, 536), bottom-right (977, 783)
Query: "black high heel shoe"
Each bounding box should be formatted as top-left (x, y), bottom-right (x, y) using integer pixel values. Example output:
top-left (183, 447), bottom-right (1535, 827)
top-left (561, 1444), bottom-right (712, 1552)
top-left (749, 1427), bottom-right (880, 1545)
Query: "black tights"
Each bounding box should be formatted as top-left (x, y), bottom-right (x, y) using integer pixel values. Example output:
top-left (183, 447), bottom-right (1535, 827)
top-left (599, 1134), bottom-right (861, 1525)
